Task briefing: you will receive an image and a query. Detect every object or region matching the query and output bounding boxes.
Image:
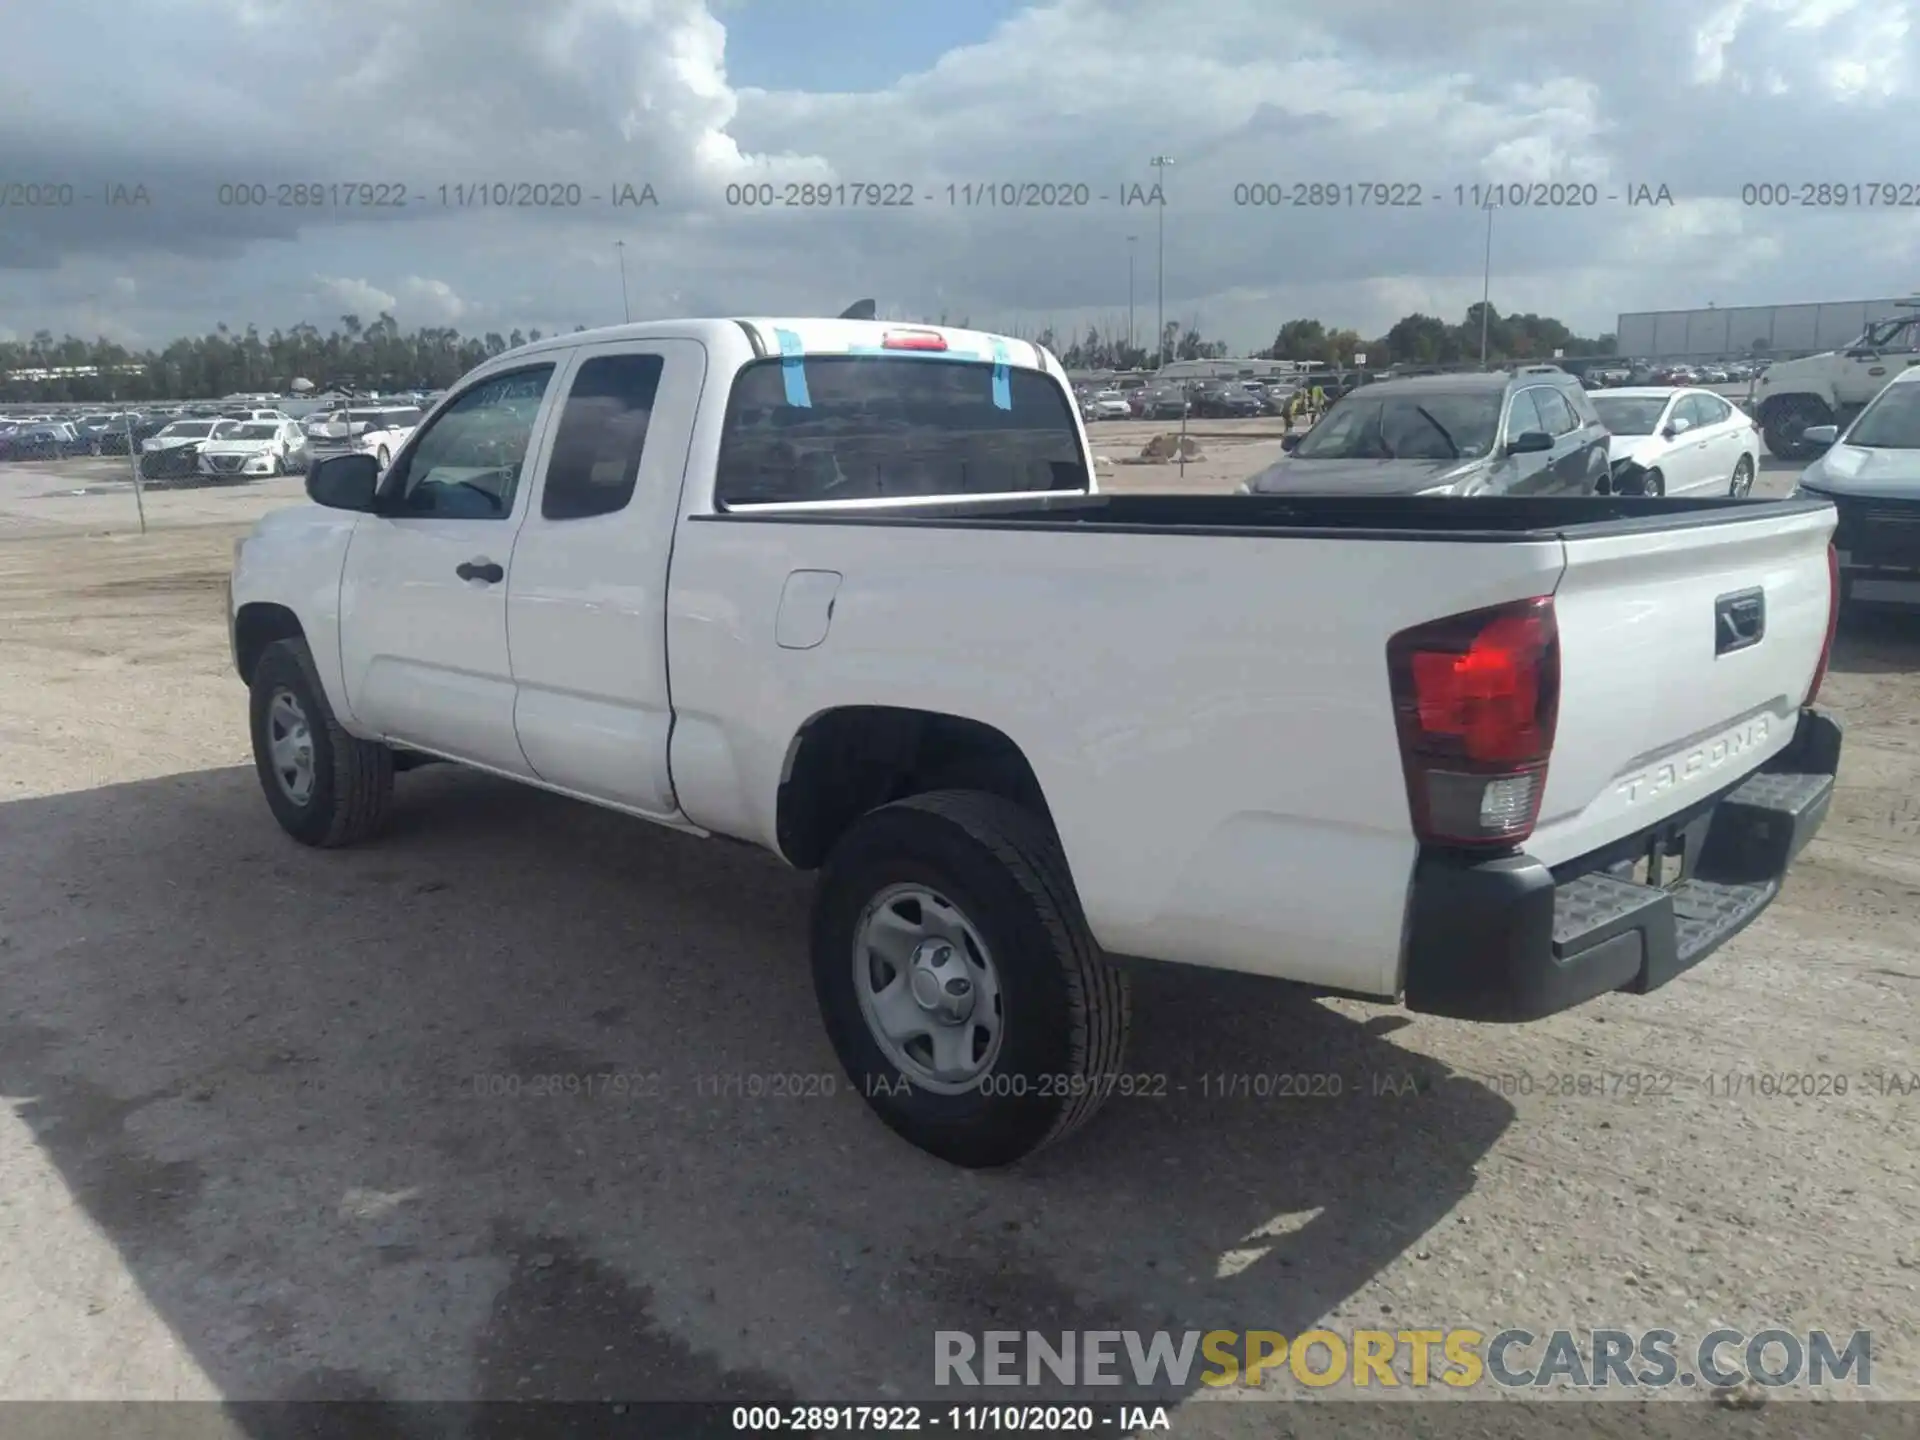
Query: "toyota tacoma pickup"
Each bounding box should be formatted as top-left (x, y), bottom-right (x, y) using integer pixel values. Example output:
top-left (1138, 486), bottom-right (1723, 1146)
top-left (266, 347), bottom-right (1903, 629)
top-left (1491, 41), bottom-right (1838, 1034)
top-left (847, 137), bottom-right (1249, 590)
top-left (228, 317), bottom-right (1845, 1168)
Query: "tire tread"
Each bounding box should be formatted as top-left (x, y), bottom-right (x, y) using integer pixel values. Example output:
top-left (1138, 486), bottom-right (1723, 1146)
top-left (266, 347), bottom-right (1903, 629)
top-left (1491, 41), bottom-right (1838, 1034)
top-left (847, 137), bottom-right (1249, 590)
top-left (260, 638), bottom-right (393, 847)
top-left (888, 789), bottom-right (1131, 1153)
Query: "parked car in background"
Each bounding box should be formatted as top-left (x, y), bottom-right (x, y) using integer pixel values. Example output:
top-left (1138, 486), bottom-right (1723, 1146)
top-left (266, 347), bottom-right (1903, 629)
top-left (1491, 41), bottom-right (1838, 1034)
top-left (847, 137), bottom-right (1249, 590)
top-left (1590, 388), bottom-right (1760, 498)
top-left (305, 406), bottom-right (423, 469)
top-left (1193, 382), bottom-right (1264, 419)
top-left (1752, 304), bottom-right (1920, 461)
top-left (1137, 385), bottom-right (1191, 420)
top-left (1795, 366), bottom-right (1920, 607)
top-left (72, 413), bottom-right (135, 453)
top-left (1242, 367), bottom-right (1611, 496)
top-left (219, 407), bottom-right (293, 424)
top-left (99, 413), bottom-right (176, 456)
top-left (141, 418), bottom-right (238, 478)
top-left (198, 418), bottom-right (308, 480)
top-left (0, 421), bottom-right (85, 460)
top-left (1082, 390), bottom-right (1133, 421)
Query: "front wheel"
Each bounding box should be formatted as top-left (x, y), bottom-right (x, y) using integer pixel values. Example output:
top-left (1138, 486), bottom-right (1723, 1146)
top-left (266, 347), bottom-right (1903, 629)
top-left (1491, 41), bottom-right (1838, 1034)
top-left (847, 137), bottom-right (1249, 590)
top-left (375, 446), bottom-right (390, 469)
top-left (1730, 455), bottom-right (1755, 497)
top-left (1639, 468), bottom-right (1666, 498)
top-left (249, 637), bottom-right (394, 847)
top-left (811, 790), bottom-right (1132, 1168)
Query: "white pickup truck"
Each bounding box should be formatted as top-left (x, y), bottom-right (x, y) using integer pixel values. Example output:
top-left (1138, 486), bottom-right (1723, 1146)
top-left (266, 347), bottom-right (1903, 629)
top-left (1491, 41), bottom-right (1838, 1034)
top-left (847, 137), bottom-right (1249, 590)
top-left (228, 317), bottom-right (1845, 1168)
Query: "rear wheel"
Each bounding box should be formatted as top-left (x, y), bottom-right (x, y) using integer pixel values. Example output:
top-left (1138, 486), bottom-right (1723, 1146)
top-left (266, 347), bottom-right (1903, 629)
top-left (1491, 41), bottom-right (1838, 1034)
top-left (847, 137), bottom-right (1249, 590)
top-left (1762, 398), bottom-right (1830, 461)
top-left (249, 638), bottom-right (393, 847)
top-left (811, 790), bottom-right (1131, 1168)
top-left (1730, 455), bottom-right (1755, 497)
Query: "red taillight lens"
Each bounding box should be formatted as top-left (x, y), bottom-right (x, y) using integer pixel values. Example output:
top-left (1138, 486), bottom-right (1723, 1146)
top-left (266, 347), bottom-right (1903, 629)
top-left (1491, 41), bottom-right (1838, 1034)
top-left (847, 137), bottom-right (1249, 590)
top-left (881, 329), bottom-right (948, 351)
top-left (1805, 541), bottom-right (1839, 706)
top-left (1387, 597), bottom-right (1560, 848)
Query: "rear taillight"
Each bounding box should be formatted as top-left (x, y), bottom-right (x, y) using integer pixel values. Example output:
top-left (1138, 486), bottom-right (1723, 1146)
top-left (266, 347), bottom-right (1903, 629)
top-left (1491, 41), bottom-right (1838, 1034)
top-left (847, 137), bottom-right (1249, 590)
top-left (1805, 541), bottom-right (1839, 706)
top-left (1386, 596), bottom-right (1560, 849)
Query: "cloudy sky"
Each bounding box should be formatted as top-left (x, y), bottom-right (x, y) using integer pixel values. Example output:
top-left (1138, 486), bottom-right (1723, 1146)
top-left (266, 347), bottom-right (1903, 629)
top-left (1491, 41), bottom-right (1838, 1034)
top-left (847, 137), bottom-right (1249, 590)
top-left (1, 0), bottom-right (1915, 351)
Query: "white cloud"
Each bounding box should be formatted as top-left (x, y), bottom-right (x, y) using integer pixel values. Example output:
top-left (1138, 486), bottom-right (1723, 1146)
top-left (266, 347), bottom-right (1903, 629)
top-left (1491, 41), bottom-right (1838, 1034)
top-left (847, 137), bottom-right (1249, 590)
top-left (1, 0), bottom-right (1917, 351)
top-left (398, 277), bottom-right (469, 325)
top-left (314, 277), bottom-right (399, 316)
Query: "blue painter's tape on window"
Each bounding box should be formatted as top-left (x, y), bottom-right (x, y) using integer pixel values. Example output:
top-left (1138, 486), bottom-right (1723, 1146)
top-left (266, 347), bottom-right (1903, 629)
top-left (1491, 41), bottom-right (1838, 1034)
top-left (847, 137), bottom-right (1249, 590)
top-left (989, 339), bottom-right (1012, 409)
top-left (774, 328), bottom-right (810, 407)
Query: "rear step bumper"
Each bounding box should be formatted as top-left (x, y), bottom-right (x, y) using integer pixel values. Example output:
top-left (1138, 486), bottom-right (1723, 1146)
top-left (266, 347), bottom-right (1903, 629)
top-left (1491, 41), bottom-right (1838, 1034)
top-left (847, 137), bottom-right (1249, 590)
top-left (1401, 708), bottom-right (1841, 1022)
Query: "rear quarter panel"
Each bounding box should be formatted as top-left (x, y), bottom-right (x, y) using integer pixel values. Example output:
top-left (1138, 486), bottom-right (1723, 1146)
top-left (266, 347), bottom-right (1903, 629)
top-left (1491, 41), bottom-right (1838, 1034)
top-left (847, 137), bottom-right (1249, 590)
top-left (665, 516), bottom-right (1567, 995)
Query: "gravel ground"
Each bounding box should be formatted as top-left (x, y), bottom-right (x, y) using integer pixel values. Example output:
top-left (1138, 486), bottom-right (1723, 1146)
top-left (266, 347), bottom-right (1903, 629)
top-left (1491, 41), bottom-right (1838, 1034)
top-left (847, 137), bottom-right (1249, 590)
top-left (0, 446), bottom-right (1914, 1438)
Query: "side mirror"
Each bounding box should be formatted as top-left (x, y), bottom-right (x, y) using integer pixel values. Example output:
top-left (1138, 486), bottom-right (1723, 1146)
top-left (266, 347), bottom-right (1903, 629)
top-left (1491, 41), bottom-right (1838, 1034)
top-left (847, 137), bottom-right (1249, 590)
top-left (1664, 417), bottom-right (1693, 438)
top-left (306, 452), bottom-right (380, 512)
top-left (1506, 430), bottom-right (1554, 455)
top-left (1802, 424), bottom-right (1840, 446)
top-left (1280, 433), bottom-right (1300, 452)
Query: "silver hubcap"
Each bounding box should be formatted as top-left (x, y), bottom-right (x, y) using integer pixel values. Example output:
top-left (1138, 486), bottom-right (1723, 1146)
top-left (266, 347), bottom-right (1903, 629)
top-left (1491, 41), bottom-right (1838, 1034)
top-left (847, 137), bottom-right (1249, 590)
top-left (1733, 462), bottom-right (1752, 496)
top-left (853, 884), bottom-right (1003, 1093)
top-left (266, 689), bottom-right (316, 805)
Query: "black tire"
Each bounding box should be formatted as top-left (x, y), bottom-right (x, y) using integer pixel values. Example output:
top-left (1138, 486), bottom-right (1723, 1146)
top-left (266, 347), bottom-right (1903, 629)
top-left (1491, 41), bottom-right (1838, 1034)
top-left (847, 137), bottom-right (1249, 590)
top-left (1640, 468), bottom-right (1666, 498)
top-left (811, 790), bottom-right (1131, 1168)
top-left (1730, 455), bottom-right (1755, 497)
top-left (1762, 399), bottom-right (1830, 461)
top-left (249, 637), bottom-right (394, 847)
top-left (375, 446), bottom-right (390, 469)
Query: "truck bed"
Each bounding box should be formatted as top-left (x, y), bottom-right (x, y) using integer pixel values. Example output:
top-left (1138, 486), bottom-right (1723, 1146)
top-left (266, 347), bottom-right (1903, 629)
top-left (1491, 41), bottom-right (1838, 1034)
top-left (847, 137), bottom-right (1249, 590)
top-left (673, 487), bottom-right (1837, 996)
top-left (707, 491), bottom-right (1835, 539)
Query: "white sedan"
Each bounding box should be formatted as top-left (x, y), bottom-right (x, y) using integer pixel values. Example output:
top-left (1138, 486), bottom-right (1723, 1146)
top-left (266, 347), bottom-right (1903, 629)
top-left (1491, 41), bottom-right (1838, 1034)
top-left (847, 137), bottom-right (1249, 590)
top-left (1083, 389), bottom-right (1133, 421)
top-left (1590, 387), bottom-right (1760, 498)
top-left (197, 418), bottom-right (306, 479)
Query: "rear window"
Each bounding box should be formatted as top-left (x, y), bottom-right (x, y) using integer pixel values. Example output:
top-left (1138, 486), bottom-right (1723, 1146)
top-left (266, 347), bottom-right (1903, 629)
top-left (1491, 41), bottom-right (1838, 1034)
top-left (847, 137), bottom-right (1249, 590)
top-left (714, 355), bottom-right (1087, 507)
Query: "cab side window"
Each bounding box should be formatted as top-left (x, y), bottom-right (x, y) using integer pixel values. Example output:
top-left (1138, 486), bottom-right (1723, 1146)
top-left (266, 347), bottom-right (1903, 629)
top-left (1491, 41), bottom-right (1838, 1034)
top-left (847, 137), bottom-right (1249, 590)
top-left (1533, 387), bottom-right (1580, 436)
top-left (1504, 388), bottom-right (1547, 440)
top-left (541, 354), bottom-right (665, 520)
top-left (384, 366), bottom-right (556, 520)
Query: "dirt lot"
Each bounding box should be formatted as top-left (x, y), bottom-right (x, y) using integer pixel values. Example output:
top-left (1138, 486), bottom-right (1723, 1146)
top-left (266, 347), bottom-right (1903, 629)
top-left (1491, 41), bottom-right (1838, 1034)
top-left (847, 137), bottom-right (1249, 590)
top-left (0, 444), bottom-right (1915, 1435)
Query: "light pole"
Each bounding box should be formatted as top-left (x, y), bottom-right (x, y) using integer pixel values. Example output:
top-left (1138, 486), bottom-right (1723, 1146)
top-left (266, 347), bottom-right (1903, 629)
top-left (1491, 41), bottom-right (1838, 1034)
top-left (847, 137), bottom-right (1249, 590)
top-left (1478, 199), bottom-right (1498, 368)
top-left (615, 240), bottom-right (631, 323)
top-left (1127, 235), bottom-right (1137, 357)
top-left (1150, 155), bottom-right (1174, 367)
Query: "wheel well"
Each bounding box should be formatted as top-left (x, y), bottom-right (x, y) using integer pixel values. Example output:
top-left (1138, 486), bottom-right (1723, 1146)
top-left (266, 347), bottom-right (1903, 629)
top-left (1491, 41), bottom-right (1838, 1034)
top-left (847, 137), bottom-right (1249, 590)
top-left (775, 707), bottom-right (1052, 869)
top-left (234, 603), bottom-right (305, 684)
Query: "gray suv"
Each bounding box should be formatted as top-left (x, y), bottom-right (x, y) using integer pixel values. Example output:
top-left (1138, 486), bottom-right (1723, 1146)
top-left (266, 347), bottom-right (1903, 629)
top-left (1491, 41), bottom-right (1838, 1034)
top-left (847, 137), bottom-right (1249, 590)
top-left (1241, 366), bottom-right (1612, 496)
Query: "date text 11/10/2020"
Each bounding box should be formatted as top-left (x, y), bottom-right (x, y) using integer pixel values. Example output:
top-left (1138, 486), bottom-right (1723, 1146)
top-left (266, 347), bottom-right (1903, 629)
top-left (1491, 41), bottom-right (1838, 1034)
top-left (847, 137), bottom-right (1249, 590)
top-left (210, 182), bottom-right (659, 209)
top-left (722, 181), bottom-right (1168, 208)
top-left (1230, 182), bottom-right (1676, 208)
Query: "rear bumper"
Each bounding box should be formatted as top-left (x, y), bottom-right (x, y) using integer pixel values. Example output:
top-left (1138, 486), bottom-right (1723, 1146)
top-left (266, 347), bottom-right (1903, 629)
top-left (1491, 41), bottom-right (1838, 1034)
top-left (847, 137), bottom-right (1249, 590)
top-left (1401, 708), bottom-right (1841, 1022)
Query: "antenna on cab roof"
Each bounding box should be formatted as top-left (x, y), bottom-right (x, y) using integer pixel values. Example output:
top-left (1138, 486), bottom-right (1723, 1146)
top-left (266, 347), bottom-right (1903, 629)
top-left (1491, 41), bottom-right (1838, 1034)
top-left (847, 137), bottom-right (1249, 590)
top-left (839, 299), bottom-right (878, 321)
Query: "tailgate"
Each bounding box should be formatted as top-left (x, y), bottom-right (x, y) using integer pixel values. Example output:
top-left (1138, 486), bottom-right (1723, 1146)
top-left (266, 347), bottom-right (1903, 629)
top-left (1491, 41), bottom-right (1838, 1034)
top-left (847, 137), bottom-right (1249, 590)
top-left (1528, 505), bottom-right (1835, 867)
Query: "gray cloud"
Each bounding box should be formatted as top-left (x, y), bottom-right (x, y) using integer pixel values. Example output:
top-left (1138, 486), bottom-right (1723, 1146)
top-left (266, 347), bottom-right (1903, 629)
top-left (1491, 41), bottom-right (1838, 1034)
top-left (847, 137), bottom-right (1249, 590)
top-left (1, 0), bottom-right (1915, 348)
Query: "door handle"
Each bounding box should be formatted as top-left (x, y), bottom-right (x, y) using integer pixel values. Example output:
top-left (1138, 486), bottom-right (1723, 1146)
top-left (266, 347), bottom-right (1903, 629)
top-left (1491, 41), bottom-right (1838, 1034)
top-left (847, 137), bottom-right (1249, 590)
top-left (456, 559), bottom-right (504, 584)
top-left (1715, 587), bottom-right (1765, 656)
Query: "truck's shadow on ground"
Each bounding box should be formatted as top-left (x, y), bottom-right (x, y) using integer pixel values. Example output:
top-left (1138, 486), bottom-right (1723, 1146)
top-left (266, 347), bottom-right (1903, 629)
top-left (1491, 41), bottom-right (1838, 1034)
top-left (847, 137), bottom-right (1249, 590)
top-left (1830, 604), bottom-right (1920, 676)
top-left (0, 766), bottom-right (1512, 1432)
